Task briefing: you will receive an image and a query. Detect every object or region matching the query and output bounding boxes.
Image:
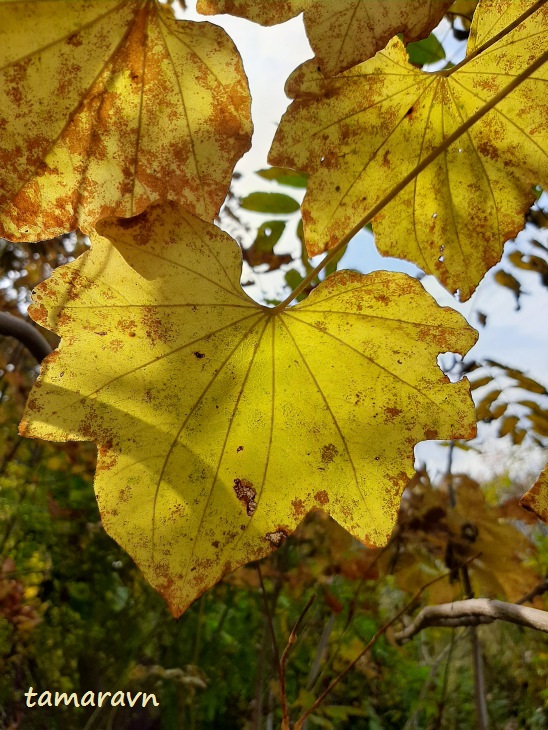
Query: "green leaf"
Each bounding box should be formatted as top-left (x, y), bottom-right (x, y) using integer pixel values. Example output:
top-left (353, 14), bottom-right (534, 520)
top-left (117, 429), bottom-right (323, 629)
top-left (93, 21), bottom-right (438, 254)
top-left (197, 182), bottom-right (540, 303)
top-left (240, 192), bottom-right (300, 214)
top-left (253, 220), bottom-right (286, 252)
top-left (256, 167), bottom-right (308, 188)
top-left (406, 33), bottom-right (446, 67)
top-left (284, 268), bottom-right (305, 293)
top-left (325, 245), bottom-right (348, 277)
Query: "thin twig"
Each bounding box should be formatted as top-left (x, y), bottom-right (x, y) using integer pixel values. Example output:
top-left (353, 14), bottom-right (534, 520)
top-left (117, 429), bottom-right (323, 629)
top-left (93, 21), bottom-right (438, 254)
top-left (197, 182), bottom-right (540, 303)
top-left (517, 579), bottom-right (548, 606)
top-left (279, 594), bottom-right (316, 728)
top-left (311, 541), bottom-right (392, 691)
top-left (257, 563), bottom-right (286, 727)
top-left (471, 623), bottom-right (489, 730)
top-left (293, 554), bottom-right (481, 729)
top-left (257, 564), bottom-right (282, 669)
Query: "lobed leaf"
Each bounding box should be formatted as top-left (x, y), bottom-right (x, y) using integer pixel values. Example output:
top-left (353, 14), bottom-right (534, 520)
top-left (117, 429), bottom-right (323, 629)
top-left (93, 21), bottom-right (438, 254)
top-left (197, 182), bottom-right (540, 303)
top-left (197, 0), bottom-right (453, 76)
top-left (0, 0), bottom-right (251, 242)
top-left (269, 0), bottom-right (548, 300)
top-left (20, 201), bottom-right (477, 616)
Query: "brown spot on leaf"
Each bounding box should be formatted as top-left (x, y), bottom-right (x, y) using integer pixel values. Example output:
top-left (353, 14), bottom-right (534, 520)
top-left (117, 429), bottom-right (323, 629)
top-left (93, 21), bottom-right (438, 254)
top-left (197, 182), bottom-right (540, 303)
top-left (315, 490), bottom-right (329, 506)
top-left (236, 445), bottom-right (243, 453)
top-left (142, 307), bottom-right (173, 345)
top-left (385, 406), bottom-right (402, 420)
top-left (321, 443), bottom-right (338, 464)
top-left (233, 478), bottom-right (257, 516)
top-left (194, 351), bottom-right (205, 359)
top-left (292, 498), bottom-right (306, 517)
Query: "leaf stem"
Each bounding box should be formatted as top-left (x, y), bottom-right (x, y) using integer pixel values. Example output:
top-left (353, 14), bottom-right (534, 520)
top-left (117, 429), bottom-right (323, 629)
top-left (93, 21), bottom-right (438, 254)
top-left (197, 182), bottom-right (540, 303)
top-left (272, 47), bottom-right (548, 314)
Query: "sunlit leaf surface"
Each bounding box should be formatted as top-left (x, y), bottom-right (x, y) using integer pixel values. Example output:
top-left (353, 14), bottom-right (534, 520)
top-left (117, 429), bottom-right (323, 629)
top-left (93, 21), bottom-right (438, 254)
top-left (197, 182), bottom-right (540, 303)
top-left (270, 0), bottom-right (548, 300)
top-left (197, 0), bottom-right (452, 76)
top-left (21, 201), bottom-right (476, 615)
top-left (0, 0), bottom-right (251, 242)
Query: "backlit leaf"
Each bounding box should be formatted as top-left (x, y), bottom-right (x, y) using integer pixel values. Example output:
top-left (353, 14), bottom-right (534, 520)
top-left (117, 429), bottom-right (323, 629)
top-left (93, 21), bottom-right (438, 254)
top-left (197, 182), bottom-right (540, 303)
top-left (197, 0), bottom-right (453, 76)
top-left (406, 33), bottom-right (446, 68)
top-left (243, 220), bottom-right (292, 271)
top-left (256, 167), bottom-right (308, 188)
top-left (20, 201), bottom-right (477, 616)
top-left (0, 0), bottom-right (251, 242)
top-left (520, 465), bottom-right (548, 523)
top-left (270, 0), bottom-right (548, 300)
top-left (251, 220), bottom-right (286, 252)
top-left (240, 192), bottom-right (300, 214)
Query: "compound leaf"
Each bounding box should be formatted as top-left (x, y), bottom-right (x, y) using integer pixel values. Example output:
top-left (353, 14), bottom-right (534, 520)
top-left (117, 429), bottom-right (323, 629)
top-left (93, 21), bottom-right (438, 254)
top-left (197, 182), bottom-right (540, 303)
top-left (20, 201), bottom-right (476, 616)
top-left (0, 0), bottom-right (251, 242)
top-left (270, 0), bottom-right (548, 300)
top-left (197, 0), bottom-right (453, 76)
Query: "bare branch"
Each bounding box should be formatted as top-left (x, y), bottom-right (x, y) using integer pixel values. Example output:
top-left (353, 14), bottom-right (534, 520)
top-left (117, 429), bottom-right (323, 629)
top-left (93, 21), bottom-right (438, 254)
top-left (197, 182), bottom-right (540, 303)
top-left (0, 311), bottom-right (52, 363)
top-left (395, 599), bottom-right (548, 643)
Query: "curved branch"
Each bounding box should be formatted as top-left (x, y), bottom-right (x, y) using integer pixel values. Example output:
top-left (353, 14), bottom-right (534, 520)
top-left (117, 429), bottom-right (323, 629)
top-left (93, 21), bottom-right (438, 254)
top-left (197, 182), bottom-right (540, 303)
top-left (0, 312), bottom-right (53, 363)
top-left (395, 599), bottom-right (548, 643)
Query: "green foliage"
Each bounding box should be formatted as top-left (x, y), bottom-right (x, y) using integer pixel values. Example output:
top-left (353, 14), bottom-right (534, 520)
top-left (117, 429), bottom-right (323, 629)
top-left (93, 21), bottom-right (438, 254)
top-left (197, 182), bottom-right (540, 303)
top-left (240, 192), bottom-right (301, 214)
top-left (406, 33), bottom-right (446, 67)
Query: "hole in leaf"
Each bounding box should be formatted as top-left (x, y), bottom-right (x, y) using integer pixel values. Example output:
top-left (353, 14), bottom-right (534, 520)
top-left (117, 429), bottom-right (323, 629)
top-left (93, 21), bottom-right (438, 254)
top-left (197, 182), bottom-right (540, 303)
top-left (437, 352), bottom-right (464, 382)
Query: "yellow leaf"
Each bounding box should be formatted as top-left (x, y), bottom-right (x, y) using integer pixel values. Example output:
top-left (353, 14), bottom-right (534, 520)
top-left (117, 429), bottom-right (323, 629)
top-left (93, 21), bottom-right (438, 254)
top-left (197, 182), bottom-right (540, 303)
top-left (475, 388), bottom-right (501, 420)
top-left (197, 0), bottom-right (453, 76)
top-left (498, 414), bottom-right (518, 436)
top-left (529, 413), bottom-right (548, 438)
top-left (520, 465), bottom-right (548, 523)
top-left (20, 201), bottom-right (477, 616)
top-left (493, 270), bottom-right (522, 303)
top-left (0, 0), bottom-right (251, 242)
top-left (489, 402), bottom-right (507, 419)
top-left (270, 0), bottom-right (548, 300)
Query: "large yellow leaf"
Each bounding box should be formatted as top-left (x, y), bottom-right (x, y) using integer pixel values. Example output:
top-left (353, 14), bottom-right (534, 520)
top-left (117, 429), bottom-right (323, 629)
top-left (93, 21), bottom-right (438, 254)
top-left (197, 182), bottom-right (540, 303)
top-left (197, 0), bottom-right (453, 76)
top-left (20, 201), bottom-right (476, 615)
top-left (0, 0), bottom-right (251, 242)
top-left (269, 0), bottom-right (548, 300)
top-left (520, 465), bottom-right (548, 523)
